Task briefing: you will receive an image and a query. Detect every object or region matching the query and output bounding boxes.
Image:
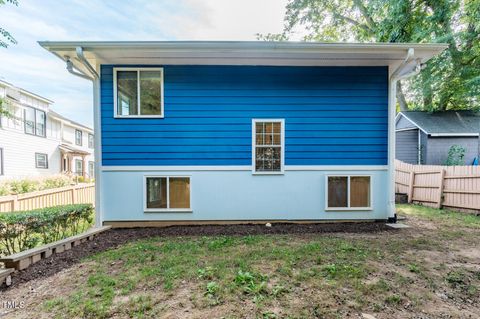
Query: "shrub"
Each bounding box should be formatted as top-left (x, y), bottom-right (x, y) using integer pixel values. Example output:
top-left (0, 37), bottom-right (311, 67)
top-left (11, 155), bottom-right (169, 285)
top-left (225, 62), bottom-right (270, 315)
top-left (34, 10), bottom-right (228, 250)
top-left (0, 184), bottom-right (10, 196)
top-left (0, 175), bottom-right (78, 196)
top-left (0, 204), bottom-right (94, 256)
top-left (9, 179), bottom-right (40, 194)
top-left (41, 175), bottom-right (72, 190)
top-left (445, 145), bottom-right (466, 166)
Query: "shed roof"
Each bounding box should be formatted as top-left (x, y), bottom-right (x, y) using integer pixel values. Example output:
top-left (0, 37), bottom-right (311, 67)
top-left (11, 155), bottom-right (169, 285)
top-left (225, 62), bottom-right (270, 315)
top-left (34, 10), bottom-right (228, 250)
top-left (398, 111), bottom-right (480, 136)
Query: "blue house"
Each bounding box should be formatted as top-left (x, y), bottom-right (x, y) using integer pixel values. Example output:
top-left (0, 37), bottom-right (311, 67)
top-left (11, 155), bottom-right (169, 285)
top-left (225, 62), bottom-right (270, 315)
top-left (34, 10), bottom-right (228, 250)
top-left (40, 42), bottom-right (446, 226)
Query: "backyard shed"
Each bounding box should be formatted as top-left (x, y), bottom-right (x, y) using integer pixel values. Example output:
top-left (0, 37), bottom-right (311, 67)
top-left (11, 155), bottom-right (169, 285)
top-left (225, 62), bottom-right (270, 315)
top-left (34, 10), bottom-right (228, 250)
top-left (395, 111), bottom-right (480, 165)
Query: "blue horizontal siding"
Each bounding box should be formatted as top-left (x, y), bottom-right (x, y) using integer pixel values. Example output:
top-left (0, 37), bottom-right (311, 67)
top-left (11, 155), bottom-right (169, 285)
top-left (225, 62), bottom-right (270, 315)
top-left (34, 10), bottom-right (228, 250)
top-left (101, 65), bottom-right (388, 166)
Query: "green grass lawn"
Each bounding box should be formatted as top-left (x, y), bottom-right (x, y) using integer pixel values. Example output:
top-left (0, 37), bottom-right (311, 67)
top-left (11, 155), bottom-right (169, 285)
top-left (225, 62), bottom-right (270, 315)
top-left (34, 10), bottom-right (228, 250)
top-left (5, 205), bottom-right (480, 319)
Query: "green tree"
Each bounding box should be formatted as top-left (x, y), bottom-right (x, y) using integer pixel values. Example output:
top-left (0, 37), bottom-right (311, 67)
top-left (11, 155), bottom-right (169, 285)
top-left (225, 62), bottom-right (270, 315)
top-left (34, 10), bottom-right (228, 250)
top-left (0, 0), bottom-right (18, 48)
top-left (259, 0), bottom-right (480, 112)
top-left (0, 0), bottom-right (18, 117)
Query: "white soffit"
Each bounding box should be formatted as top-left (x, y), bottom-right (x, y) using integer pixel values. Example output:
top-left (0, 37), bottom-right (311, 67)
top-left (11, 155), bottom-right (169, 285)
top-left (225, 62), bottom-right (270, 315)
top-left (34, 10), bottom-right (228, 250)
top-left (38, 41), bottom-right (448, 75)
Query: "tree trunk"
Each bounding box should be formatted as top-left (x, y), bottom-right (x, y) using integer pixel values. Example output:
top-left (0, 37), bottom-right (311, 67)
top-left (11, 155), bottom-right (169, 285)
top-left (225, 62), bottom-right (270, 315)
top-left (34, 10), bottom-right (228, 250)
top-left (396, 81), bottom-right (408, 112)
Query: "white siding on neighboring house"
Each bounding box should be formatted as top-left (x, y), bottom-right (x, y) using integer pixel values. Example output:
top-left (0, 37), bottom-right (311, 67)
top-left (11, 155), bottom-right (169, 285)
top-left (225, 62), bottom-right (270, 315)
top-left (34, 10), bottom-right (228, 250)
top-left (0, 104), bottom-right (61, 178)
top-left (0, 80), bottom-right (94, 180)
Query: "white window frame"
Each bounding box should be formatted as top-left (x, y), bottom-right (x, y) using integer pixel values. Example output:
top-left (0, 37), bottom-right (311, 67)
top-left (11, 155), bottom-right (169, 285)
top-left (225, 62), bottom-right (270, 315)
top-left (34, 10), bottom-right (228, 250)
top-left (113, 67), bottom-right (164, 118)
top-left (35, 153), bottom-right (48, 169)
top-left (325, 175), bottom-right (373, 211)
top-left (75, 129), bottom-right (83, 146)
top-left (143, 175), bottom-right (192, 212)
top-left (251, 119), bottom-right (285, 175)
top-left (88, 133), bottom-right (94, 149)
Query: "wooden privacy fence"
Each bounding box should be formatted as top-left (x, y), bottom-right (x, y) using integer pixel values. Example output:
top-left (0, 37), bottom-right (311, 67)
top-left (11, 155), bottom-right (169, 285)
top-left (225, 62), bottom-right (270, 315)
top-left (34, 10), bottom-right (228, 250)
top-left (0, 183), bottom-right (95, 213)
top-left (395, 160), bottom-right (480, 213)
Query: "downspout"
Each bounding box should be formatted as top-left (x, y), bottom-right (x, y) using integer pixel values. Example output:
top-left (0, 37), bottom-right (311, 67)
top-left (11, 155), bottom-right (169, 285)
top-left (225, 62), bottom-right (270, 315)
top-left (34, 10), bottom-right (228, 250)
top-left (64, 47), bottom-right (102, 228)
top-left (387, 48), bottom-right (424, 222)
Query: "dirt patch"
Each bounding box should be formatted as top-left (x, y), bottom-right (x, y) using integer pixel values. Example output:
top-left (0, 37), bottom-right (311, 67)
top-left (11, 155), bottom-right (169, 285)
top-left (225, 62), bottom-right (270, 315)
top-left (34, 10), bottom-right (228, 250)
top-left (1, 222), bottom-right (392, 290)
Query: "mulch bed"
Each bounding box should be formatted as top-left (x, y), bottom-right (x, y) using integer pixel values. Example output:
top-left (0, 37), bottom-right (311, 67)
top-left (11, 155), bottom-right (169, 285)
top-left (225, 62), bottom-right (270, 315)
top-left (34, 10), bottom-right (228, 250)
top-left (2, 222), bottom-right (394, 289)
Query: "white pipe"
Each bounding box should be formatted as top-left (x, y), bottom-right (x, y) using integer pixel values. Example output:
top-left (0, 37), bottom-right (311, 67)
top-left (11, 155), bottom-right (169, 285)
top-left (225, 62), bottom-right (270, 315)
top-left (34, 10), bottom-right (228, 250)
top-left (76, 47), bottom-right (99, 78)
top-left (388, 48), bottom-right (424, 222)
top-left (66, 59), bottom-right (92, 80)
top-left (64, 48), bottom-right (102, 227)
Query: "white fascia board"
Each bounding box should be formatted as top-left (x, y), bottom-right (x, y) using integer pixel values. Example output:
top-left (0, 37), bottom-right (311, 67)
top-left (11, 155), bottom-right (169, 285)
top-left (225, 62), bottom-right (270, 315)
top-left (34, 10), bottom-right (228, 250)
top-left (429, 133), bottom-right (479, 137)
top-left (396, 127), bottom-right (419, 132)
top-left (38, 41), bottom-right (448, 71)
top-left (0, 80), bottom-right (53, 104)
top-left (398, 112), bottom-right (429, 135)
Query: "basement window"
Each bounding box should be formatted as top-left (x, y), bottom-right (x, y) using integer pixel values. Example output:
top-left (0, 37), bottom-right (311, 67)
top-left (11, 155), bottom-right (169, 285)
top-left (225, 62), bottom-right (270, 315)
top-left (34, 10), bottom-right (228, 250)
top-left (114, 68), bottom-right (164, 118)
top-left (326, 176), bottom-right (372, 210)
top-left (145, 176), bottom-right (191, 212)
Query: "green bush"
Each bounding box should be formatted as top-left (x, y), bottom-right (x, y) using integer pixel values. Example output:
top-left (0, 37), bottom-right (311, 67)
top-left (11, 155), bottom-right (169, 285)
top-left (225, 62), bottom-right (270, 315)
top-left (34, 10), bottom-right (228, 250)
top-left (445, 145), bottom-right (466, 166)
top-left (41, 175), bottom-right (72, 190)
top-left (0, 204), bottom-right (94, 256)
top-left (0, 175), bottom-right (77, 196)
top-left (9, 179), bottom-right (40, 194)
top-left (0, 184), bottom-right (10, 196)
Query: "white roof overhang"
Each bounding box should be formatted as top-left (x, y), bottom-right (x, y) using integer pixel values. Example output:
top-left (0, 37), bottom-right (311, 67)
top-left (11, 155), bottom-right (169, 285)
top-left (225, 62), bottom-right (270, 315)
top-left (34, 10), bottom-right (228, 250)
top-left (38, 41), bottom-right (448, 77)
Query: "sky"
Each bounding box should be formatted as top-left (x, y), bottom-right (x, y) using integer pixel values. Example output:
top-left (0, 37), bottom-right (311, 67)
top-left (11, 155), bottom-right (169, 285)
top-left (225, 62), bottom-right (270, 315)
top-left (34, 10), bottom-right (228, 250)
top-left (0, 0), bottom-right (290, 128)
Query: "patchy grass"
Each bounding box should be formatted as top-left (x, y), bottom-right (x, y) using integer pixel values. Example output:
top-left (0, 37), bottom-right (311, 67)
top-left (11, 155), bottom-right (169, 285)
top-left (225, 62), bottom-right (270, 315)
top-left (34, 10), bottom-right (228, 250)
top-left (397, 204), bottom-right (480, 228)
top-left (2, 204), bottom-right (480, 318)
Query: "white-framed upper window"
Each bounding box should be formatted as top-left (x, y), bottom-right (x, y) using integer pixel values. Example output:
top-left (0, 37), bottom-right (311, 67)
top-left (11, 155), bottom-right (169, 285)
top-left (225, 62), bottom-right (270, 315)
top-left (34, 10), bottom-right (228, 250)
top-left (88, 133), bottom-right (94, 149)
top-left (35, 153), bottom-right (48, 169)
top-left (24, 107), bottom-right (46, 137)
top-left (114, 68), bottom-right (164, 118)
top-left (325, 175), bottom-right (372, 211)
top-left (252, 119), bottom-right (285, 174)
top-left (144, 176), bottom-right (191, 212)
top-left (75, 129), bottom-right (83, 146)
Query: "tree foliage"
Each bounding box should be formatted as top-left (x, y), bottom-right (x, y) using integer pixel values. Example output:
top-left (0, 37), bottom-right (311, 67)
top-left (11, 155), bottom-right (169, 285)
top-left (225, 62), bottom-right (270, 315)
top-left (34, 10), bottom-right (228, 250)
top-left (0, 0), bottom-right (18, 48)
top-left (259, 0), bottom-right (480, 112)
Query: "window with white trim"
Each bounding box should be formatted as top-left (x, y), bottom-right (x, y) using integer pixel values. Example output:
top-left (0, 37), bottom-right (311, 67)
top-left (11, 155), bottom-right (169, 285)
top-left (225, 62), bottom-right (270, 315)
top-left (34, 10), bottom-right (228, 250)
top-left (145, 176), bottom-right (191, 211)
top-left (35, 153), bottom-right (48, 169)
top-left (326, 176), bottom-right (371, 210)
top-left (252, 119), bottom-right (284, 173)
top-left (88, 133), bottom-right (94, 149)
top-left (114, 68), bottom-right (164, 117)
top-left (75, 129), bottom-right (83, 146)
top-left (24, 107), bottom-right (46, 137)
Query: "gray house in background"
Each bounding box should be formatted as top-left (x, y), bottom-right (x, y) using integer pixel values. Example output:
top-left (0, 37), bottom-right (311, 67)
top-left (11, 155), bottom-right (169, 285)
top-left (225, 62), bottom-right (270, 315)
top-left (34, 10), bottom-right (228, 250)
top-left (395, 111), bottom-right (480, 165)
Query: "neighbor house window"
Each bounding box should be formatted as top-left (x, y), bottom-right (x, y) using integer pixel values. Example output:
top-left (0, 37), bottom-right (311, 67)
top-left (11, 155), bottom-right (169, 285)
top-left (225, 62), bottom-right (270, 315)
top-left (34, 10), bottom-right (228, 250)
top-left (145, 176), bottom-right (191, 211)
top-left (252, 119), bottom-right (284, 174)
top-left (24, 107), bottom-right (46, 137)
top-left (35, 153), bottom-right (48, 169)
top-left (88, 161), bottom-right (95, 178)
top-left (75, 159), bottom-right (83, 176)
top-left (75, 130), bottom-right (83, 146)
top-left (88, 133), bottom-right (94, 149)
top-left (326, 176), bottom-right (371, 210)
top-left (114, 68), bottom-right (164, 117)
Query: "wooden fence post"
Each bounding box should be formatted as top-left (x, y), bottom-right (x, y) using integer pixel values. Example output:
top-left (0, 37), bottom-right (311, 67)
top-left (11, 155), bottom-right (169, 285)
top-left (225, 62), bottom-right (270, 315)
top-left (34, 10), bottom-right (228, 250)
top-left (408, 171), bottom-right (415, 203)
top-left (12, 196), bottom-right (19, 211)
top-left (437, 169), bottom-right (445, 209)
top-left (71, 187), bottom-right (77, 204)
